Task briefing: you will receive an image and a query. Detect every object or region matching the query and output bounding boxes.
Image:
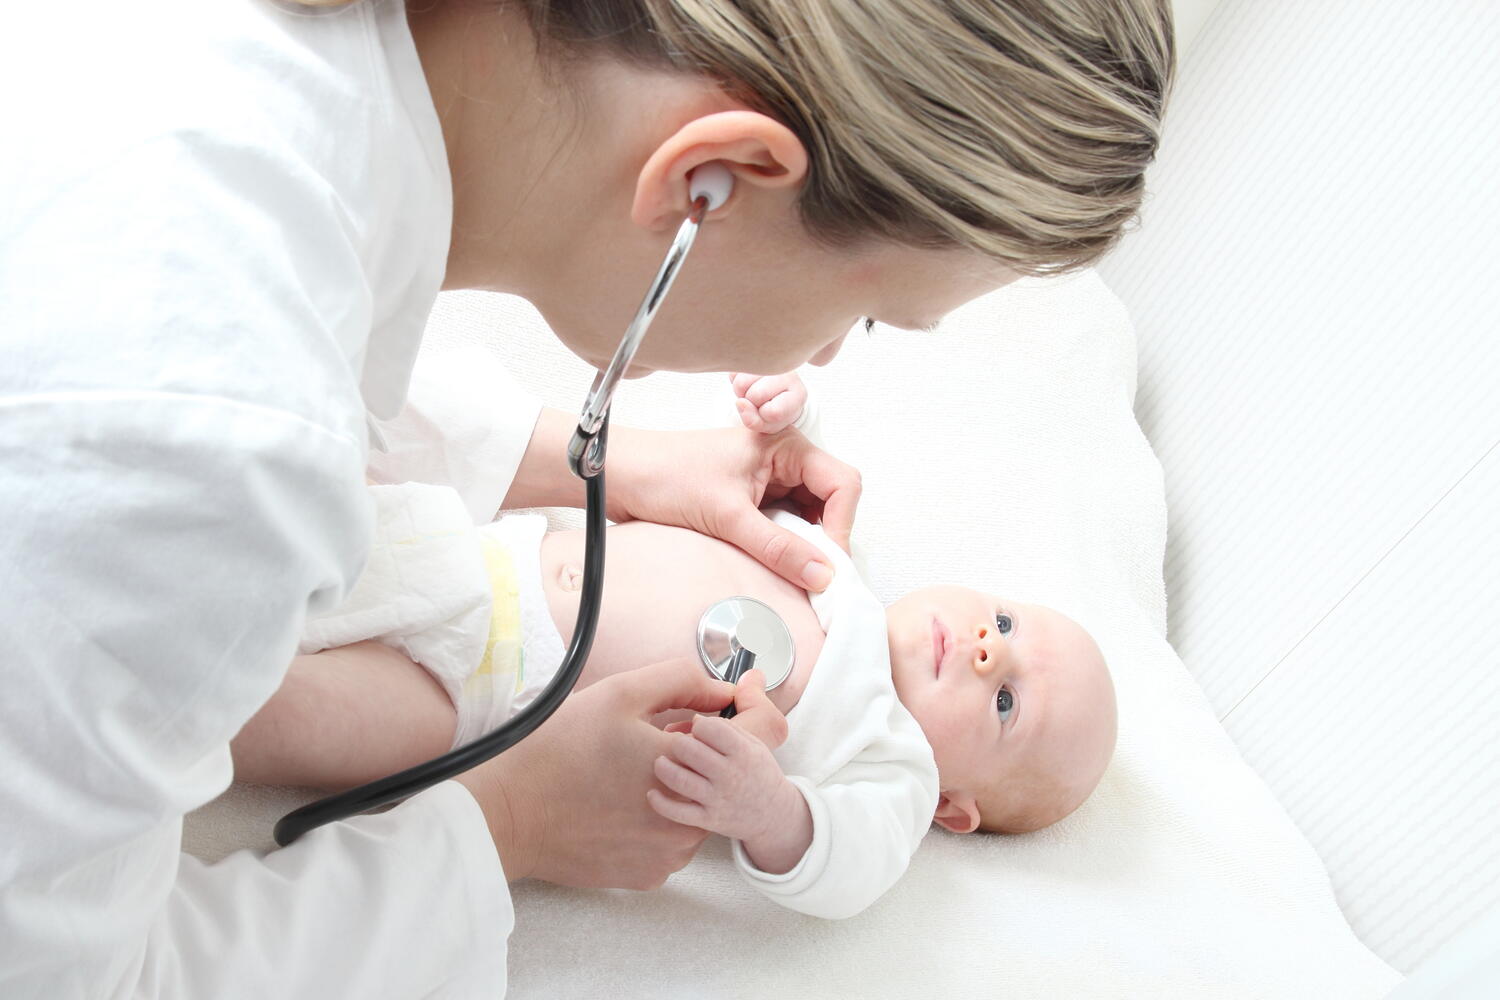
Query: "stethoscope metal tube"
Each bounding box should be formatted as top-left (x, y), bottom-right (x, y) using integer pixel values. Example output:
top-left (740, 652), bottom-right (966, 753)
top-left (274, 167), bottom-right (732, 847)
top-left (570, 162), bottom-right (733, 478)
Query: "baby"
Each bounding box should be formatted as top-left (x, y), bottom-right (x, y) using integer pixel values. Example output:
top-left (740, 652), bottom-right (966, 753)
top-left (233, 374), bottom-right (1117, 919)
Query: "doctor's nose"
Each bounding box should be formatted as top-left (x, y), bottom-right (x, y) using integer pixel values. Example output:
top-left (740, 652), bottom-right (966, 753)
top-left (809, 331), bottom-right (849, 367)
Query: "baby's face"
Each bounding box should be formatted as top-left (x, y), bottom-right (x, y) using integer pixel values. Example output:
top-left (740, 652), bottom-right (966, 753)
top-left (885, 586), bottom-right (1116, 834)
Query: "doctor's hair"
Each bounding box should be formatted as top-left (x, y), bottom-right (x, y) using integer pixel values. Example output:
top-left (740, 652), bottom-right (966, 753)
top-left (510, 0), bottom-right (1175, 276)
top-left (295, 0), bottom-right (1173, 274)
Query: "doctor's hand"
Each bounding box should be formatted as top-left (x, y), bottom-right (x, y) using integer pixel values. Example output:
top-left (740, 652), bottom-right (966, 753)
top-left (660, 668), bottom-right (788, 747)
top-left (454, 658), bottom-right (778, 890)
top-left (504, 409), bottom-right (859, 591)
top-left (608, 424), bottom-right (861, 592)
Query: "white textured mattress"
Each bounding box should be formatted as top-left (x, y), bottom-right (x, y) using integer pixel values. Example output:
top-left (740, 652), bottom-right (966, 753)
top-left (1097, 0), bottom-right (1500, 974)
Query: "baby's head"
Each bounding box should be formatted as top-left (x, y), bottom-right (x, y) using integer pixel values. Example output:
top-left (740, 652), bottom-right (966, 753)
top-left (885, 586), bottom-right (1116, 835)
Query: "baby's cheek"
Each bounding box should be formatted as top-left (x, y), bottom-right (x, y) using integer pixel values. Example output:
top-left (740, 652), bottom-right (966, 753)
top-left (900, 697), bottom-right (944, 756)
top-left (920, 704), bottom-right (982, 783)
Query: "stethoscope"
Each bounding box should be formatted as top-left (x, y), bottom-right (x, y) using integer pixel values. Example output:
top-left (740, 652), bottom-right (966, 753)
top-left (275, 164), bottom-right (795, 846)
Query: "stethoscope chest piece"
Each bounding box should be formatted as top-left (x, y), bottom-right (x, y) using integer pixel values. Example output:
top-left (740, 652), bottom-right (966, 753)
top-left (696, 596), bottom-right (795, 691)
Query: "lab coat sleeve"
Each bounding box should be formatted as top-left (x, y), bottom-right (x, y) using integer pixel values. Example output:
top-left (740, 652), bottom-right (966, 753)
top-left (729, 728), bottom-right (939, 920)
top-left (162, 782), bottom-right (509, 998)
top-left (366, 344), bottom-right (544, 524)
top-left (0, 395), bottom-right (511, 998)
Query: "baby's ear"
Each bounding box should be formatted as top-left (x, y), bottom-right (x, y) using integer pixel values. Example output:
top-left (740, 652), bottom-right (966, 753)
top-left (933, 791), bottom-right (981, 834)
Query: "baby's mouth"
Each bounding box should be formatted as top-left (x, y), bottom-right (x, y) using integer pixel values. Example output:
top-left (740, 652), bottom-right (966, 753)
top-left (931, 617), bottom-right (951, 678)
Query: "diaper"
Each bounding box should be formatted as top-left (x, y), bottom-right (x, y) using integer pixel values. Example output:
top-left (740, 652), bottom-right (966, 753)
top-left (469, 514), bottom-right (568, 741)
top-left (298, 484), bottom-right (567, 751)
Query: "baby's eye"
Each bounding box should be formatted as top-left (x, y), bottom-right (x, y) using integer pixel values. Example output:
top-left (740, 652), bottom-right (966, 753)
top-left (994, 612), bottom-right (1014, 636)
top-left (995, 687), bottom-right (1015, 722)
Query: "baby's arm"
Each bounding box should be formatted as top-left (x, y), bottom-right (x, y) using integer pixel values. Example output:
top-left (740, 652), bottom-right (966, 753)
top-left (732, 737), bottom-right (938, 920)
top-left (230, 640), bottom-right (457, 789)
top-left (648, 689), bottom-right (814, 875)
top-left (729, 372), bottom-right (808, 435)
top-left (654, 701), bottom-right (936, 918)
top-left (728, 371), bottom-right (825, 443)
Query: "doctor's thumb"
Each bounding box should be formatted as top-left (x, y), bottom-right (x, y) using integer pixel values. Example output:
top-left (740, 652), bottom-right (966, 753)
top-left (728, 510), bottom-right (833, 593)
top-left (727, 670), bottom-right (790, 749)
top-left (619, 657), bottom-right (735, 718)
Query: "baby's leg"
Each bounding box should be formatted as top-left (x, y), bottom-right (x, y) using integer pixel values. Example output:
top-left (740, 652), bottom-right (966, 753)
top-left (231, 640), bottom-right (458, 790)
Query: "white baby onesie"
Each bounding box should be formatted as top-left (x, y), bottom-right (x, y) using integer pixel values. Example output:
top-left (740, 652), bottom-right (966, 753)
top-left (730, 509), bottom-right (941, 920)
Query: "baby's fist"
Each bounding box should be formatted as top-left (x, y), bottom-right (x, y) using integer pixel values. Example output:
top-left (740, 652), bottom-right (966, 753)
top-left (730, 372), bottom-right (806, 435)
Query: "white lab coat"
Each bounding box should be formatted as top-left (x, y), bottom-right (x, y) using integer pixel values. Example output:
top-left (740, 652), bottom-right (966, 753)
top-left (0, 0), bottom-right (540, 995)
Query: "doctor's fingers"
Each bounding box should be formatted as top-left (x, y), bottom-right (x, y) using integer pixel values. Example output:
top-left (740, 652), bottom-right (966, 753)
top-left (628, 812), bottom-right (711, 888)
top-left (610, 656), bottom-right (737, 718)
top-left (717, 671), bottom-right (789, 749)
top-left (719, 504), bottom-right (836, 594)
top-left (771, 437), bottom-right (861, 554)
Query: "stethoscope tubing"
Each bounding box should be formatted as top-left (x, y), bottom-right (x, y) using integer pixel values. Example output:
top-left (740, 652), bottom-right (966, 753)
top-left (276, 189), bottom-right (716, 846)
top-left (273, 436), bottom-right (610, 846)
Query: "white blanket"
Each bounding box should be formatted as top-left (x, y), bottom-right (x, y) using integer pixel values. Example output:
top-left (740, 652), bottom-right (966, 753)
top-left (185, 271), bottom-right (1400, 998)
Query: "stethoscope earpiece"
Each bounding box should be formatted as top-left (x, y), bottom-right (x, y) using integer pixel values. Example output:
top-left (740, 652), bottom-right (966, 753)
top-left (688, 162), bottom-right (734, 214)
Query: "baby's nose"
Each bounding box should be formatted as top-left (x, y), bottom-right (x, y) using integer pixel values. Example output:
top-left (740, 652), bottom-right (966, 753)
top-left (971, 625), bottom-right (1000, 676)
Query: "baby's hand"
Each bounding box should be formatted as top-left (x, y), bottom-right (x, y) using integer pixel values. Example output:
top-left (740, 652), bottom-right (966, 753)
top-left (647, 713), bottom-right (793, 844)
top-left (730, 371), bottom-right (807, 434)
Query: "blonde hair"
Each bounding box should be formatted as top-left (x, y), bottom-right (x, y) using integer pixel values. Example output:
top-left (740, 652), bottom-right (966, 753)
top-left (303, 0), bottom-right (1174, 275)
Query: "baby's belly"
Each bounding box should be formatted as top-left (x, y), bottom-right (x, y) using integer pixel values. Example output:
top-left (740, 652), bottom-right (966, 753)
top-left (538, 521), bottom-right (825, 725)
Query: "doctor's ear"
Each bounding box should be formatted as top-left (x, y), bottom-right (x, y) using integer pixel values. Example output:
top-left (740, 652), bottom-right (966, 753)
top-left (631, 110), bottom-right (808, 231)
top-left (933, 791), bottom-right (982, 834)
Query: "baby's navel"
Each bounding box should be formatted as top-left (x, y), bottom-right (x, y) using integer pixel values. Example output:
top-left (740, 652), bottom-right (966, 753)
top-left (556, 562), bottom-right (583, 593)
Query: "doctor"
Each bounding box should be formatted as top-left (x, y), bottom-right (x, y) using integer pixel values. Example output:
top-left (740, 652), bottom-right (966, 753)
top-left (0, 0), bottom-right (1171, 995)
